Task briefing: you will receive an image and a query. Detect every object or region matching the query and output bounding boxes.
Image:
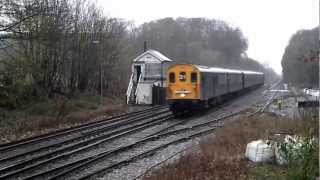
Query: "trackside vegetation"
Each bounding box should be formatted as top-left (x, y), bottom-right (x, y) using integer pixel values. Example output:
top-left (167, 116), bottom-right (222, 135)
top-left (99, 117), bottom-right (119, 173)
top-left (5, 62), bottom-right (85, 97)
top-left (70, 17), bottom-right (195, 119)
top-left (142, 112), bottom-right (319, 180)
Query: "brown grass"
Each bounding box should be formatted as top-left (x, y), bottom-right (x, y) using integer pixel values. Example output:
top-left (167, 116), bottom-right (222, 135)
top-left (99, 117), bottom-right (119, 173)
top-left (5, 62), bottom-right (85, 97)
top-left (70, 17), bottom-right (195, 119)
top-left (0, 104), bottom-right (128, 144)
top-left (143, 112), bottom-right (318, 180)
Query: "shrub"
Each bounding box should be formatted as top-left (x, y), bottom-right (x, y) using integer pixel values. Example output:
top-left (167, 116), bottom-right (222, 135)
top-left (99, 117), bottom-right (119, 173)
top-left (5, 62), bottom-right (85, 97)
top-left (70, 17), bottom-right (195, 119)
top-left (281, 136), bottom-right (319, 180)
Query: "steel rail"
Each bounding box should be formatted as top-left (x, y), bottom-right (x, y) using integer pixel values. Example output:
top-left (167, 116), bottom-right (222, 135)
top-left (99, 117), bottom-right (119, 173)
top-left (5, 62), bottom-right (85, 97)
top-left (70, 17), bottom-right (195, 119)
top-left (134, 82), bottom-right (281, 179)
top-left (0, 108), bottom-right (169, 166)
top-left (76, 83), bottom-right (281, 180)
top-left (33, 111), bottom-right (239, 179)
top-left (78, 127), bottom-right (218, 180)
top-left (0, 112), bottom-right (173, 179)
top-left (23, 114), bottom-right (175, 180)
top-left (0, 105), bottom-right (166, 152)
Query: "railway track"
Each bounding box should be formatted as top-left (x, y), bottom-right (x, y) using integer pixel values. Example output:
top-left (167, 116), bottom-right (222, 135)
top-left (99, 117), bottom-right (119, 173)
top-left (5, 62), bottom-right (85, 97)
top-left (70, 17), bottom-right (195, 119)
top-left (129, 82), bottom-right (281, 180)
top-left (65, 86), bottom-right (279, 180)
top-left (0, 82), bottom-right (280, 180)
top-left (0, 108), bottom-right (170, 165)
top-left (252, 81), bottom-right (281, 114)
top-left (0, 105), bottom-right (167, 153)
top-left (0, 105), bottom-right (172, 179)
top-left (24, 119), bottom-right (222, 179)
top-left (49, 85), bottom-right (280, 179)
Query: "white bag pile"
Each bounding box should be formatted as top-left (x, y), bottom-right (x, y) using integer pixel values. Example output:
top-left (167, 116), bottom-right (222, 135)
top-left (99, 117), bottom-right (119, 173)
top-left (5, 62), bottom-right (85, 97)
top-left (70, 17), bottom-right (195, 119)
top-left (245, 140), bottom-right (274, 163)
top-left (245, 135), bottom-right (313, 165)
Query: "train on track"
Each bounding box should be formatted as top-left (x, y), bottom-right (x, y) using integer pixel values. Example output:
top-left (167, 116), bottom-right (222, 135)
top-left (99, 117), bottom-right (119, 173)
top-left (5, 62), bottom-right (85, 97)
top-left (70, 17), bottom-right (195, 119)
top-left (166, 64), bottom-right (264, 114)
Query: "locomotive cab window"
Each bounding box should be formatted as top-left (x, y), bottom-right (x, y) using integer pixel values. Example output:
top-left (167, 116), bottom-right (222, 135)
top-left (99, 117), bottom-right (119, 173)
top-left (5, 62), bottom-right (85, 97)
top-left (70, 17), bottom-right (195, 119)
top-left (191, 72), bottom-right (197, 83)
top-left (179, 72), bottom-right (186, 81)
top-left (169, 72), bottom-right (175, 83)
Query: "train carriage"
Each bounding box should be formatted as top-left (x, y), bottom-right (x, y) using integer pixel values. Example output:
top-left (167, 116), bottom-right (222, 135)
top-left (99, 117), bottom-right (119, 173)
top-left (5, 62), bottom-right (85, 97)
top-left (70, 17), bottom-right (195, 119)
top-left (166, 64), bottom-right (264, 113)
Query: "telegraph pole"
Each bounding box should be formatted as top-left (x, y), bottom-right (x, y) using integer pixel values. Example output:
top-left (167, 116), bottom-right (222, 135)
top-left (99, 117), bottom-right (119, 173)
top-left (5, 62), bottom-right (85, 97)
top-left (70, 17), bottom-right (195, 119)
top-left (93, 40), bottom-right (103, 106)
top-left (315, 1), bottom-right (320, 121)
top-left (100, 62), bottom-right (103, 106)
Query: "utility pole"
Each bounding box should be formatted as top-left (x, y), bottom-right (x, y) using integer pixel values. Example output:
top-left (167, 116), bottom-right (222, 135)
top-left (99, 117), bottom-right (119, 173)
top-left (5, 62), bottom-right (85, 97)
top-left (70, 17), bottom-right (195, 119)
top-left (100, 62), bottom-right (103, 106)
top-left (317, 4), bottom-right (319, 120)
top-left (161, 62), bottom-right (163, 87)
top-left (93, 40), bottom-right (103, 106)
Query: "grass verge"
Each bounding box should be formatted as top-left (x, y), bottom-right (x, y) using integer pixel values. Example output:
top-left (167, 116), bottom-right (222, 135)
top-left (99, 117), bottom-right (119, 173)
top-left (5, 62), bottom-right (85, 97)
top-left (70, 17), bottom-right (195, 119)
top-left (143, 112), bottom-right (319, 180)
top-left (0, 95), bottom-right (128, 144)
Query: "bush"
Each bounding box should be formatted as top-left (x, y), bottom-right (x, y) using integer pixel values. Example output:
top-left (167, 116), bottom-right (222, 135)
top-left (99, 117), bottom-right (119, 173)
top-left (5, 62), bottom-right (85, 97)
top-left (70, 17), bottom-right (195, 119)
top-left (25, 100), bottom-right (56, 116)
top-left (0, 78), bottom-right (45, 109)
top-left (281, 136), bottom-right (319, 180)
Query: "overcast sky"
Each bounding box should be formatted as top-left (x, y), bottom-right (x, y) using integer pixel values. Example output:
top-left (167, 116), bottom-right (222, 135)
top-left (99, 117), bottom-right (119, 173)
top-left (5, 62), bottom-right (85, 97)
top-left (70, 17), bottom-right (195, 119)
top-left (97, 0), bottom-right (318, 74)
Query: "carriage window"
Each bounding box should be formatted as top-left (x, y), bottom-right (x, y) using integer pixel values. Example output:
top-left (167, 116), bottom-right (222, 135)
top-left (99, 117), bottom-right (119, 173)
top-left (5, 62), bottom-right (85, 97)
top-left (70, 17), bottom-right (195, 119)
top-left (191, 72), bottom-right (197, 83)
top-left (179, 72), bottom-right (186, 81)
top-left (169, 73), bottom-right (175, 83)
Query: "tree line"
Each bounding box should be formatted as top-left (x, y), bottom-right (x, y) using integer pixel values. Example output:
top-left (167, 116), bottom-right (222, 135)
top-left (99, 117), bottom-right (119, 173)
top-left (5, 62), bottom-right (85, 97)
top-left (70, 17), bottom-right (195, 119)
top-left (0, 0), bottom-right (277, 109)
top-left (0, 0), bottom-right (130, 108)
top-left (130, 17), bottom-right (278, 81)
top-left (281, 27), bottom-right (319, 88)
top-left (131, 17), bottom-right (247, 66)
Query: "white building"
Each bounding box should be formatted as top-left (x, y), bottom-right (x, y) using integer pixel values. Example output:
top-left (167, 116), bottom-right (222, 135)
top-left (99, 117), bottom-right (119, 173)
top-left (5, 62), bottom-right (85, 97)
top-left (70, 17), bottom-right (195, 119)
top-left (126, 50), bottom-right (172, 104)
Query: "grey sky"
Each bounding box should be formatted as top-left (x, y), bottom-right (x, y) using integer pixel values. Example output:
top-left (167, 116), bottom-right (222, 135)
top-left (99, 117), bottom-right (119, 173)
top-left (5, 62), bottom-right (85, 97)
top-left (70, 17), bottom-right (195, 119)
top-left (97, 0), bottom-right (318, 74)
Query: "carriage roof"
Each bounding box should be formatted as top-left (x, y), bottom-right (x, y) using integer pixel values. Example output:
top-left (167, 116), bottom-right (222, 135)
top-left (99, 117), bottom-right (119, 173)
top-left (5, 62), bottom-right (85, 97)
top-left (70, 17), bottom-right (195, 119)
top-left (194, 65), bottom-right (264, 75)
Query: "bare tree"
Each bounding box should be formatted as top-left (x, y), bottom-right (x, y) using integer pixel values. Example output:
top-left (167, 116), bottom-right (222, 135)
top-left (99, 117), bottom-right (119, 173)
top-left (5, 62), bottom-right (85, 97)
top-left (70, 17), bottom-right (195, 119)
top-left (0, 0), bottom-right (130, 108)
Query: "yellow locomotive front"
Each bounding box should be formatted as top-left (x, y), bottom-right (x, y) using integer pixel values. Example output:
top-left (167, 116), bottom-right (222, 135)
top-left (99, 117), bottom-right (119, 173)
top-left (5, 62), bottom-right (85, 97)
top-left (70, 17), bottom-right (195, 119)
top-left (166, 64), bottom-right (201, 113)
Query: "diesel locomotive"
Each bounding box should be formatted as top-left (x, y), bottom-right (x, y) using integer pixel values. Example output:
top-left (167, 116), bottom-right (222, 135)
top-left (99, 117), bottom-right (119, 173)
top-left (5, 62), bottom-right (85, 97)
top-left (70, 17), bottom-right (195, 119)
top-left (166, 64), bottom-right (264, 113)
